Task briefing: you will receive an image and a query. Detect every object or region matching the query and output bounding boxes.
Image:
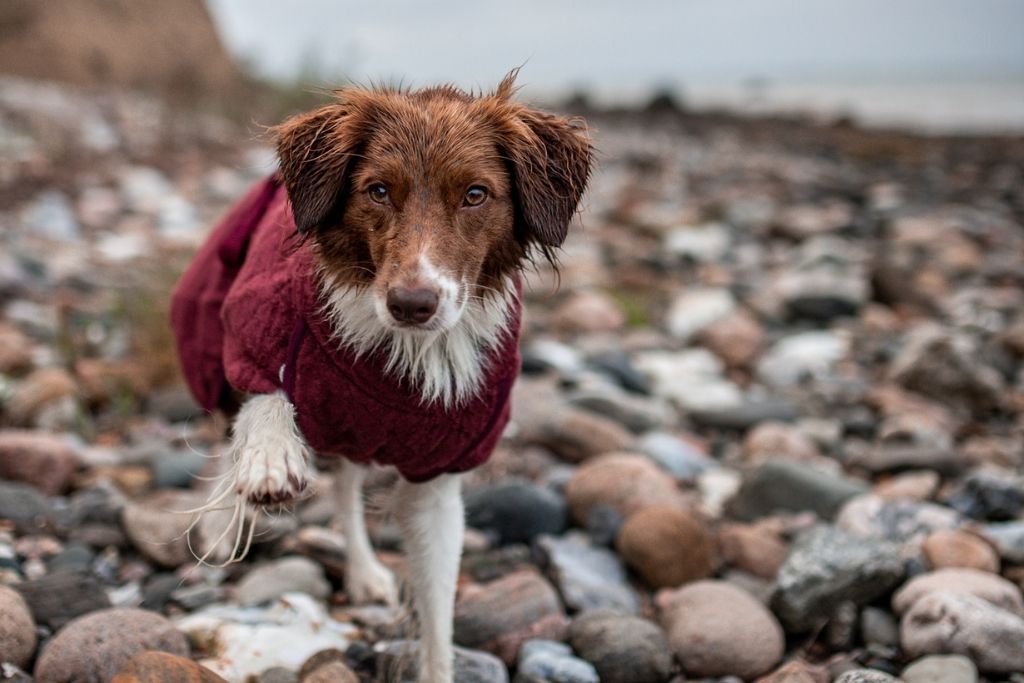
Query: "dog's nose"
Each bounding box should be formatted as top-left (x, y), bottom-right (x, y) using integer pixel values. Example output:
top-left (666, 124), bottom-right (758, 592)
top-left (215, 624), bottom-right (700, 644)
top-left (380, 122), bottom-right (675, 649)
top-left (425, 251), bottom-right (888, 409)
top-left (387, 287), bottom-right (439, 324)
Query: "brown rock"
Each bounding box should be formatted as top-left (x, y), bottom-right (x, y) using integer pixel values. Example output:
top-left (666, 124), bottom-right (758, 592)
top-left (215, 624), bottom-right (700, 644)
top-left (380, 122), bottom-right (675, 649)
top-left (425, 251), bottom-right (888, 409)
top-left (76, 358), bottom-right (149, 405)
top-left (873, 471), bottom-right (940, 501)
top-left (35, 608), bottom-right (189, 683)
top-left (743, 422), bottom-right (821, 463)
top-left (564, 452), bottom-right (682, 524)
top-left (697, 310), bottom-right (764, 368)
top-left (302, 662), bottom-right (358, 683)
top-left (112, 651), bottom-right (226, 682)
top-left (122, 490), bottom-right (202, 568)
top-left (5, 366), bottom-right (77, 425)
top-left (453, 569), bottom-right (568, 664)
top-left (550, 291), bottom-right (625, 333)
top-left (537, 408), bottom-right (635, 462)
top-left (0, 585), bottom-right (36, 669)
top-left (892, 568), bottom-right (1024, 616)
top-left (0, 430), bottom-right (78, 495)
top-left (0, 323), bottom-right (32, 373)
top-left (298, 648), bottom-right (348, 679)
top-left (719, 521), bottom-right (789, 579)
top-left (616, 505), bottom-right (716, 588)
top-left (922, 529), bottom-right (1000, 573)
top-left (658, 580), bottom-right (784, 679)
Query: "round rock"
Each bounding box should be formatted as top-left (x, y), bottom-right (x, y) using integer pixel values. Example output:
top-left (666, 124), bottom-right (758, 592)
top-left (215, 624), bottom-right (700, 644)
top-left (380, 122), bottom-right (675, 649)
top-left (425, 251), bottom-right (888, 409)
top-left (892, 567), bottom-right (1024, 617)
top-left (564, 452), bottom-right (681, 525)
top-left (0, 429), bottom-right (79, 496)
top-left (111, 651), bottom-right (227, 682)
top-left (234, 556), bottom-right (330, 606)
top-left (657, 579), bottom-right (784, 679)
top-left (901, 654), bottom-right (978, 683)
top-left (35, 608), bottom-right (189, 683)
top-left (0, 585), bottom-right (37, 669)
top-left (568, 610), bottom-right (673, 683)
top-left (921, 529), bottom-right (999, 573)
top-left (464, 480), bottom-right (567, 545)
top-left (615, 504), bottom-right (716, 588)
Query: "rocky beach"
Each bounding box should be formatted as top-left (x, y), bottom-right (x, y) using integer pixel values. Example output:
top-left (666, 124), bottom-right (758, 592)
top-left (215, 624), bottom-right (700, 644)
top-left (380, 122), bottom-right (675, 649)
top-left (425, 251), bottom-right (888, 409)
top-left (1, 75), bottom-right (1023, 683)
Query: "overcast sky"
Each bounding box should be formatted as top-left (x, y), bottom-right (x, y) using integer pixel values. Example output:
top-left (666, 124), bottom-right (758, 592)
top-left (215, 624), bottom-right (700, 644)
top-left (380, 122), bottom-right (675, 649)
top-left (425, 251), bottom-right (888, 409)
top-left (207, 0), bottom-right (1024, 91)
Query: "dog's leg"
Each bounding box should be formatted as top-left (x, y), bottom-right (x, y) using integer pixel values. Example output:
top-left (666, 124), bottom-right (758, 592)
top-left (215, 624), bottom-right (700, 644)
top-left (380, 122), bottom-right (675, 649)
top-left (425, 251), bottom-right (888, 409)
top-left (336, 460), bottom-right (398, 605)
top-left (394, 473), bottom-right (464, 683)
top-left (230, 391), bottom-right (313, 506)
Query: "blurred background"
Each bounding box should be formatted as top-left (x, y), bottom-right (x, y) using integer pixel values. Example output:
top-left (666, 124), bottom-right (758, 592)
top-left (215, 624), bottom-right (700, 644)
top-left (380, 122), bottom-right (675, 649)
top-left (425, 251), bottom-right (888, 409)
top-left (1, 2), bottom-right (1024, 682)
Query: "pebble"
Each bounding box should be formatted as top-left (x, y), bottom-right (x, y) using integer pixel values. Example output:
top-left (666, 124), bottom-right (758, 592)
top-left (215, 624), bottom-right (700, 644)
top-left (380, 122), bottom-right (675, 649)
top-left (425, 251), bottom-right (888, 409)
top-left (873, 471), bottom-right (941, 502)
top-left (111, 651), bottom-right (228, 682)
top-left (718, 521), bottom-right (789, 579)
top-left (14, 569), bottom-right (112, 629)
top-left (658, 579), bottom-right (784, 679)
top-left (568, 610), bottom-right (673, 683)
top-left (757, 330), bottom-right (848, 388)
top-left (515, 639), bottom-right (598, 683)
top-left (726, 460), bottom-right (868, 522)
top-left (891, 567), bottom-right (1024, 617)
top-left (234, 556), bottom-right (330, 606)
top-left (771, 526), bottom-right (904, 632)
top-left (550, 291), bottom-right (625, 333)
top-left (536, 533), bottom-right (639, 613)
top-left (901, 655), bottom-right (977, 683)
top-left (921, 529), bottom-right (1000, 572)
top-left (0, 323), bottom-right (33, 374)
top-left (374, 640), bottom-right (509, 683)
top-left (834, 670), bottom-right (899, 683)
top-left (900, 592), bottom-right (1024, 674)
top-left (152, 449), bottom-right (208, 489)
top-left (696, 309), bottom-right (764, 368)
top-left (755, 660), bottom-right (830, 683)
top-left (5, 367), bottom-right (78, 429)
top-left (860, 606), bottom-right (900, 647)
top-left (837, 494), bottom-right (962, 545)
top-left (453, 569), bottom-right (568, 664)
top-left (121, 490), bottom-right (202, 568)
top-left (634, 348), bottom-right (743, 412)
top-left (615, 504), bottom-right (716, 588)
top-left (535, 407), bottom-right (635, 462)
top-left (567, 383), bottom-right (673, 433)
top-left (665, 287), bottom-right (736, 341)
top-left (0, 585), bottom-right (36, 669)
top-left (34, 608), bottom-right (189, 683)
top-left (742, 421), bottom-right (822, 464)
top-left (634, 430), bottom-right (714, 480)
top-left (0, 480), bottom-right (55, 534)
top-left (563, 452), bottom-right (682, 524)
top-left (0, 430), bottom-right (79, 495)
top-left (980, 520), bottom-right (1024, 564)
top-left (464, 480), bottom-right (568, 545)
top-left (174, 593), bottom-right (357, 680)
top-left (945, 470), bottom-right (1024, 521)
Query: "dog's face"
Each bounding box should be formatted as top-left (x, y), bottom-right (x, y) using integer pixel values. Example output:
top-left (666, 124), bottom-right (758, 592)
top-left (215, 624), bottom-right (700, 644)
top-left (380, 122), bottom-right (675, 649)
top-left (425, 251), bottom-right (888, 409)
top-left (274, 72), bottom-right (592, 333)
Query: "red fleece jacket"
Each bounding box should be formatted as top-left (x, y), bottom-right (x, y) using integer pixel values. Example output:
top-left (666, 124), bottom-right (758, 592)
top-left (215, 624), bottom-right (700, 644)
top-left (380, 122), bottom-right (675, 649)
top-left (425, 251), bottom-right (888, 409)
top-left (170, 176), bottom-right (521, 482)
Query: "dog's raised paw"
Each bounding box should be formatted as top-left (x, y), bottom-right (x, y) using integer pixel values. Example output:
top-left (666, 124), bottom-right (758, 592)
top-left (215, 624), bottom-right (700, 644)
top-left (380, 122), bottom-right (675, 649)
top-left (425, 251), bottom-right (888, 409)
top-left (232, 434), bottom-right (312, 508)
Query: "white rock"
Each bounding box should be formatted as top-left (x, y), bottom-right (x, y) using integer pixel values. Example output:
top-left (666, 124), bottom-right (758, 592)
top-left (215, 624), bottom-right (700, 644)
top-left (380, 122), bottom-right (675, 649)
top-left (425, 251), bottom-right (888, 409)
top-left (757, 331), bottom-right (849, 388)
top-left (175, 592), bottom-right (357, 680)
top-left (664, 223), bottom-right (730, 262)
top-left (665, 288), bottom-right (736, 341)
top-left (634, 349), bottom-right (743, 412)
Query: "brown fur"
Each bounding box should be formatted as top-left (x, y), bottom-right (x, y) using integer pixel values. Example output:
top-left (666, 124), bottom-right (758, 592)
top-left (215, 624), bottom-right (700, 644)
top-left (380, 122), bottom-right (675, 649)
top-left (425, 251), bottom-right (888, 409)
top-left (273, 70), bottom-right (593, 303)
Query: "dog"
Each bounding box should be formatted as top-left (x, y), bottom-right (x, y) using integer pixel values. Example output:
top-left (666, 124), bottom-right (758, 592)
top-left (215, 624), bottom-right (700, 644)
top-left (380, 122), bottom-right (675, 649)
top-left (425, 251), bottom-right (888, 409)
top-left (169, 71), bottom-right (592, 682)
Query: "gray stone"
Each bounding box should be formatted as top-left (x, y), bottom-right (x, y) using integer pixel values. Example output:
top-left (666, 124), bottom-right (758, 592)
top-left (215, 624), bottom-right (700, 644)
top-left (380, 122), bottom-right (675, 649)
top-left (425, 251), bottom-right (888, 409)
top-left (771, 526), bottom-right (904, 632)
top-left (860, 606), bottom-right (900, 647)
top-left (536, 534), bottom-right (639, 614)
top-left (15, 570), bottom-right (112, 629)
top-left (945, 471), bottom-right (1024, 521)
top-left (726, 460), bottom-right (868, 521)
top-left (901, 655), bottom-right (977, 683)
top-left (900, 592), bottom-right (1024, 674)
top-left (567, 384), bottom-right (672, 433)
top-left (635, 431), bottom-right (714, 480)
top-left (375, 640), bottom-right (509, 683)
top-left (980, 520), bottom-right (1024, 564)
top-left (688, 397), bottom-right (800, 431)
top-left (837, 494), bottom-right (963, 545)
top-left (757, 330), bottom-right (848, 388)
top-left (464, 481), bottom-right (568, 545)
top-left (514, 639), bottom-right (598, 683)
top-left (152, 449), bottom-right (208, 488)
top-left (569, 610), bottom-right (673, 683)
top-left (892, 568), bottom-right (1024, 617)
top-left (234, 556), bottom-right (331, 606)
top-left (0, 481), bottom-right (54, 534)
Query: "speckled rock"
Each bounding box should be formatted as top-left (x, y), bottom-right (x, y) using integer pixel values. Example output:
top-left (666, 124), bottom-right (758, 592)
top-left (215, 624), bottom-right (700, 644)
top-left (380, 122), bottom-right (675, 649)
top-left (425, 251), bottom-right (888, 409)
top-left (111, 651), bottom-right (227, 682)
top-left (35, 608), bottom-right (189, 683)
top-left (834, 670), bottom-right (900, 683)
top-left (901, 655), bottom-right (977, 683)
top-left (234, 556), bottom-right (331, 606)
top-left (515, 639), bottom-right (598, 683)
top-left (615, 504), bottom-right (716, 588)
top-left (0, 585), bottom-right (36, 669)
top-left (658, 580), bottom-right (783, 679)
top-left (900, 592), bottom-right (1024, 674)
top-left (771, 526), bottom-right (904, 632)
top-left (892, 567), bottom-right (1024, 616)
top-left (564, 452), bottom-right (682, 524)
top-left (536, 533), bottom-right (639, 614)
top-left (568, 610), bottom-right (673, 683)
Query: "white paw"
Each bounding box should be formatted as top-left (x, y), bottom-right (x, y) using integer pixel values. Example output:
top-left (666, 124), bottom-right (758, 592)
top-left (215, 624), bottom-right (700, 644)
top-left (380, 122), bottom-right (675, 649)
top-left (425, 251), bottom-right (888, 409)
top-left (229, 393), bottom-right (313, 508)
top-left (346, 557), bottom-right (399, 606)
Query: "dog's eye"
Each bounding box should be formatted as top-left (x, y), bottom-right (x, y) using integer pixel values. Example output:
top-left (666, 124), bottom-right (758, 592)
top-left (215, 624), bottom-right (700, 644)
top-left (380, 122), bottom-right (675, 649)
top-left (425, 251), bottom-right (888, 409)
top-left (463, 186), bottom-right (488, 207)
top-left (368, 183), bottom-right (389, 204)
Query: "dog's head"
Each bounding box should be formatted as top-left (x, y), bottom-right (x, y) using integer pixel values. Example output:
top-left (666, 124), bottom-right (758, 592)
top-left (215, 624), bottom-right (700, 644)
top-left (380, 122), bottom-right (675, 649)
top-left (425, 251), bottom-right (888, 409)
top-left (273, 71), bottom-right (592, 333)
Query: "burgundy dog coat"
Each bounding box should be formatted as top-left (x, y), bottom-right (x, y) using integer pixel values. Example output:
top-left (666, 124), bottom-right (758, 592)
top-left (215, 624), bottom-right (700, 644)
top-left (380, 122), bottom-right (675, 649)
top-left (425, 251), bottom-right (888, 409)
top-left (170, 176), bottom-right (521, 482)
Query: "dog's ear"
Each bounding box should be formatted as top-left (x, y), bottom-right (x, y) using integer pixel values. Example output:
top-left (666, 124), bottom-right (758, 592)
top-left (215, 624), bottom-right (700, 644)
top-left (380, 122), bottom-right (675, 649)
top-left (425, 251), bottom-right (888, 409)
top-left (494, 79), bottom-right (593, 250)
top-left (273, 102), bottom-right (367, 233)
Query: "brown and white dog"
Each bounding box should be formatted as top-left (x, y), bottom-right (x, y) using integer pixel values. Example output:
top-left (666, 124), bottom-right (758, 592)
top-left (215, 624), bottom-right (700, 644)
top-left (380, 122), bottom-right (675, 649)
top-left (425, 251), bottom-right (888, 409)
top-left (175, 71), bottom-right (591, 683)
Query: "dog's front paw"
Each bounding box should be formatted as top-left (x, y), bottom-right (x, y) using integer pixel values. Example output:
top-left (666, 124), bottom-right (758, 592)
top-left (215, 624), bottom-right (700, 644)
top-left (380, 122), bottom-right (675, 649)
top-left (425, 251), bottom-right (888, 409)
top-left (346, 557), bottom-right (399, 606)
top-left (227, 392), bottom-right (313, 508)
